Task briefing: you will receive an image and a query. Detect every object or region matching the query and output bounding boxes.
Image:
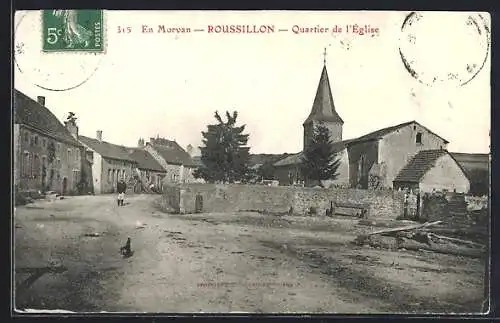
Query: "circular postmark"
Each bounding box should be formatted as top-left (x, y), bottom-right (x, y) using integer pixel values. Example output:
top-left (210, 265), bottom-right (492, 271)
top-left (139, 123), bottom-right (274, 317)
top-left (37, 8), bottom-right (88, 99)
top-left (398, 12), bottom-right (490, 87)
top-left (14, 10), bottom-right (105, 91)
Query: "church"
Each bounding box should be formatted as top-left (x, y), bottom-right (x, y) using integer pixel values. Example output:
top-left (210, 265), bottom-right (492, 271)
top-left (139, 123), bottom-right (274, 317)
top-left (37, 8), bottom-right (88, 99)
top-left (273, 58), bottom-right (471, 193)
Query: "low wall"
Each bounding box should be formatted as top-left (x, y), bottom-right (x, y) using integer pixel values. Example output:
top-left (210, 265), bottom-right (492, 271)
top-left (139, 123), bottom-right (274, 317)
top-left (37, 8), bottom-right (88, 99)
top-left (160, 184), bottom-right (405, 219)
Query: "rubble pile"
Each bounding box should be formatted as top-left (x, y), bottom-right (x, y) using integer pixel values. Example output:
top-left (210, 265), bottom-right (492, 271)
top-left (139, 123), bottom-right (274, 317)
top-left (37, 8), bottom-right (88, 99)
top-left (354, 221), bottom-right (486, 259)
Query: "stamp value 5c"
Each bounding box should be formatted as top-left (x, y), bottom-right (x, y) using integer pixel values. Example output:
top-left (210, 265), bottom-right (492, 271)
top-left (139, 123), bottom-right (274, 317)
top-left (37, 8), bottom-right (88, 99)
top-left (42, 10), bottom-right (104, 52)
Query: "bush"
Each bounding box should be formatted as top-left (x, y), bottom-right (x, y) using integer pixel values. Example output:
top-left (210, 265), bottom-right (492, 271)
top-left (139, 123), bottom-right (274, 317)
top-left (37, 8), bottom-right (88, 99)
top-left (14, 189), bottom-right (38, 206)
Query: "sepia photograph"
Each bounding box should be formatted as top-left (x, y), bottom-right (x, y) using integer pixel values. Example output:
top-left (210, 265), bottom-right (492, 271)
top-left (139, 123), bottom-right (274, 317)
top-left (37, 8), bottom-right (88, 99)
top-left (13, 10), bottom-right (490, 314)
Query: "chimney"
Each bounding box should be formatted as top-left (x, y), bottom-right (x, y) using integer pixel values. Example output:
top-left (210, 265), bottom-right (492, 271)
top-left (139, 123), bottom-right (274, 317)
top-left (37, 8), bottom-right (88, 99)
top-left (186, 144), bottom-right (193, 156)
top-left (64, 120), bottom-right (79, 139)
top-left (37, 96), bottom-right (45, 106)
top-left (96, 130), bottom-right (103, 142)
top-left (138, 138), bottom-right (144, 147)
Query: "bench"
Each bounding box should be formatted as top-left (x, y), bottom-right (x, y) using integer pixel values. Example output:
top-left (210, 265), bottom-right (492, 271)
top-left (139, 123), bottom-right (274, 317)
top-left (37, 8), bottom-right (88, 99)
top-left (326, 202), bottom-right (370, 218)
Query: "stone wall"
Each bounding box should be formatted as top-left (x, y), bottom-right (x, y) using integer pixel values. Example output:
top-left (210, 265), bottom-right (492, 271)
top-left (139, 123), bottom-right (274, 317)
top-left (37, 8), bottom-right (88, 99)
top-left (160, 183), bottom-right (405, 219)
top-left (16, 125), bottom-right (83, 194)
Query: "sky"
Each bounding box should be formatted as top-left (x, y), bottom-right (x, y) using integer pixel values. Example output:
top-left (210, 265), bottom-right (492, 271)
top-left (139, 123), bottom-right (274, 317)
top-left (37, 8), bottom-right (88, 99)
top-left (14, 11), bottom-right (491, 154)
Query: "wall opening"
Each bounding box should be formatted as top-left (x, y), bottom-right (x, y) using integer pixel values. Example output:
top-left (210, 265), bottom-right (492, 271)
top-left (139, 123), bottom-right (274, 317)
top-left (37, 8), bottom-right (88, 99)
top-left (195, 194), bottom-right (203, 213)
top-left (416, 132), bottom-right (422, 144)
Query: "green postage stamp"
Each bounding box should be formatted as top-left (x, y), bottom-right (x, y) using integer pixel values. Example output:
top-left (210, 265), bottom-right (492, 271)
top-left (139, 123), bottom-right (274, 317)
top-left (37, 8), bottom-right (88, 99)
top-left (42, 10), bottom-right (104, 52)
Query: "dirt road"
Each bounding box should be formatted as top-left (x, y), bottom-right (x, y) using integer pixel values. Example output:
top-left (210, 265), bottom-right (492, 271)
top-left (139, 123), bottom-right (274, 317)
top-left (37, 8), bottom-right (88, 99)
top-left (14, 194), bottom-right (487, 313)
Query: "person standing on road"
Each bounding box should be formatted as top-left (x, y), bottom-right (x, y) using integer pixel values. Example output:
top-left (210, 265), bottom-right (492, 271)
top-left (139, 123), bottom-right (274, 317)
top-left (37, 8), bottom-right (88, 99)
top-left (117, 179), bottom-right (127, 206)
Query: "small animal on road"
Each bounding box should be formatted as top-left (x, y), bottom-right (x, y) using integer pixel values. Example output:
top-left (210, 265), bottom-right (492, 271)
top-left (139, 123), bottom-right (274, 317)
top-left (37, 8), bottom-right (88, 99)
top-left (120, 237), bottom-right (133, 258)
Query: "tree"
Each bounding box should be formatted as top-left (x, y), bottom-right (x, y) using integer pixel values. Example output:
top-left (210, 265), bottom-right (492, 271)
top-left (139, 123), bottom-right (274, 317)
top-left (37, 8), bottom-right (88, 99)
top-left (300, 125), bottom-right (341, 187)
top-left (194, 111), bottom-right (251, 183)
top-left (66, 112), bottom-right (77, 124)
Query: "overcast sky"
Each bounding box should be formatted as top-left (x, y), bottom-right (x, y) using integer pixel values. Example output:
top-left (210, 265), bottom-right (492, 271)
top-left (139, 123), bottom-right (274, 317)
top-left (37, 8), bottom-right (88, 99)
top-left (14, 11), bottom-right (490, 154)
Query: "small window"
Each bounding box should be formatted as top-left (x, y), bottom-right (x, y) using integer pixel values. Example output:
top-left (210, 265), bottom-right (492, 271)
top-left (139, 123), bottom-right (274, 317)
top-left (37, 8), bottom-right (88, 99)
top-left (24, 132), bottom-right (29, 144)
top-left (42, 138), bottom-right (46, 148)
top-left (34, 136), bottom-right (39, 146)
top-left (416, 132), bottom-right (422, 144)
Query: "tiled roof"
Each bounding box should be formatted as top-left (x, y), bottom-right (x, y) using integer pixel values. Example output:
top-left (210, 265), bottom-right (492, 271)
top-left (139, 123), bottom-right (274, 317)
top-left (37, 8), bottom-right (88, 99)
top-left (14, 89), bottom-right (82, 147)
top-left (150, 143), bottom-right (196, 167)
top-left (393, 149), bottom-right (449, 183)
top-left (347, 121), bottom-right (449, 146)
top-left (249, 153), bottom-right (291, 167)
top-left (304, 65), bottom-right (344, 125)
top-left (273, 152), bottom-right (303, 167)
top-left (274, 140), bottom-right (351, 167)
top-left (79, 135), bottom-right (136, 162)
top-left (129, 148), bottom-right (165, 172)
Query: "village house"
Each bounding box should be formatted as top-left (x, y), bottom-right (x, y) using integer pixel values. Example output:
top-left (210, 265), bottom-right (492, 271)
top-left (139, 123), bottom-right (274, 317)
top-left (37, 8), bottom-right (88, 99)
top-left (273, 62), bottom-right (470, 193)
top-left (14, 90), bottom-right (84, 195)
top-left (129, 138), bottom-right (167, 192)
top-left (144, 137), bottom-right (200, 184)
top-left (78, 131), bottom-right (138, 194)
top-left (393, 150), bottom-right (470, 193)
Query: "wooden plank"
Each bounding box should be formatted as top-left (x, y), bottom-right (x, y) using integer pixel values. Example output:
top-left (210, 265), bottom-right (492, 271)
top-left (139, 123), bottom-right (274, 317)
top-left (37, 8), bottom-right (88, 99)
top-left (366, 221), bottom-right (443, 237)
top-left (428, 233), bottom-right (485, 248)
top-left (400, 240), bottom-right (485, 259)
top-left (334, 202), bottom-right (370, 209)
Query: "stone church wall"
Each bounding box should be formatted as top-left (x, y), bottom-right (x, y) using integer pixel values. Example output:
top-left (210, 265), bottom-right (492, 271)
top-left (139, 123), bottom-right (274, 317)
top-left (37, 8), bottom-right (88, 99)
top-left (160, 183), bottom-right (405, 219)
top-left (347, 140), bottom-right (379, 189)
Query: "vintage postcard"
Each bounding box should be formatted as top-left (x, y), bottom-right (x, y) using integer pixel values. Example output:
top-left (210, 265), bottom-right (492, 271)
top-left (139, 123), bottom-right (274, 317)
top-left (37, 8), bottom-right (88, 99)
top-left (13, 10), bottom-right (490, 314)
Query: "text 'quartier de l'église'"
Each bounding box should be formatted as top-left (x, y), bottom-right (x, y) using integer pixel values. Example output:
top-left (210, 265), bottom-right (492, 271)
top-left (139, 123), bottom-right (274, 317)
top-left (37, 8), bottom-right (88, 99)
top-left (116, 24), bottom-right (380, 35)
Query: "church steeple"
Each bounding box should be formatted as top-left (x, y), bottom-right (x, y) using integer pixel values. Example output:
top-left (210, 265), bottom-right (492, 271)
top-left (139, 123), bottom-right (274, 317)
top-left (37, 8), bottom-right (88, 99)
top-left (303, 49), bottom-right (344, 150)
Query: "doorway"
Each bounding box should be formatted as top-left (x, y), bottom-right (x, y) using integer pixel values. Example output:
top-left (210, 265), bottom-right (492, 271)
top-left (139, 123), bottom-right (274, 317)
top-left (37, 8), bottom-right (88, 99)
top-left (62, 177), bottom-right (68, 195)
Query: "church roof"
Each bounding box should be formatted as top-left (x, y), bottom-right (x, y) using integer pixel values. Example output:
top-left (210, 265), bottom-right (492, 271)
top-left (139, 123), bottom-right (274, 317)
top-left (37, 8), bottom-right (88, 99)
top-left (393, 149), bottom-right (467, 183)
top-left (274, 140), bottom-right (351, 167)
top-left (347, 121), bottom-right (449, 146)
top-left (303, 65), bottom-right (344, 125)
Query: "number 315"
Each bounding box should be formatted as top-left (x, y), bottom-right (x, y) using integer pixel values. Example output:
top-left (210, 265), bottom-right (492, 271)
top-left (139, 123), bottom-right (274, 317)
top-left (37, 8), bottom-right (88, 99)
top-left (46, 28), bottom-right (63, 44)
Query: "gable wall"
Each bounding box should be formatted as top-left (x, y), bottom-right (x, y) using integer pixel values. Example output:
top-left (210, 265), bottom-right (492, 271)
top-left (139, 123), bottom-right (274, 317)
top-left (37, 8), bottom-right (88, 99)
top-left (379, 123), bottom-right (448, 188)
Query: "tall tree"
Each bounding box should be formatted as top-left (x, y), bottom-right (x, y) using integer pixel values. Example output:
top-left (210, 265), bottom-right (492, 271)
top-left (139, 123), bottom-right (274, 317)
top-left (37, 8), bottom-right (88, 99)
top-left (300, 124), bottom-right (341, 187)
top-left (194, 111), bottom-right (251, 183)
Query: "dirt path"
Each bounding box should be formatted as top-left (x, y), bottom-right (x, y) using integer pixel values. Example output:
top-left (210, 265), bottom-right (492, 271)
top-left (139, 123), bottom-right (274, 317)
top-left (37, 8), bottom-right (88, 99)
top-left (14, 194), bottom-right (487, 313)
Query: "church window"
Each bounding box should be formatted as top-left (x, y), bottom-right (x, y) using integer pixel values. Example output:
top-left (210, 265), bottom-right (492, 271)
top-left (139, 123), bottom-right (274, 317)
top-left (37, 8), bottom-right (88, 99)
top-left (416, 132), bottom-right (422, 144)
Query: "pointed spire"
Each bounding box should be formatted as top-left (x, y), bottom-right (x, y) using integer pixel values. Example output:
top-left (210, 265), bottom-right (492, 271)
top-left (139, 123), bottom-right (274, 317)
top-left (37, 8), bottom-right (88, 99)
top-left (303, 57), bottom-right (343, 125)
